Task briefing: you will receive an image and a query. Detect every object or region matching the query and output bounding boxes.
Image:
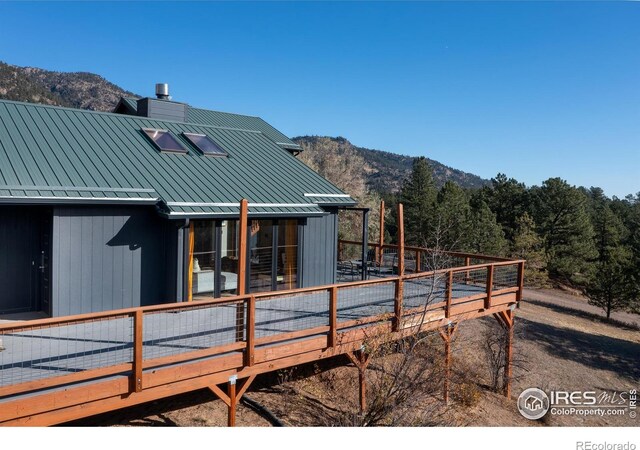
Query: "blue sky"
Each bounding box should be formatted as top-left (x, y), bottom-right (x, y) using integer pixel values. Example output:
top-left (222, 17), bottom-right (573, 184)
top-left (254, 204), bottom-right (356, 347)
top-left (1, 2), bottom-right (638, 198)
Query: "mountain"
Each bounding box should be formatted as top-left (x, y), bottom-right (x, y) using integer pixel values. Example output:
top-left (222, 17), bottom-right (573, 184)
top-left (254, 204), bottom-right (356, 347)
top-left (0, 61), bottom-right (138, 112)
top-left (293, 136), bottom-right (489, 193)
top-left (0, 61), bottom-right (488, 192)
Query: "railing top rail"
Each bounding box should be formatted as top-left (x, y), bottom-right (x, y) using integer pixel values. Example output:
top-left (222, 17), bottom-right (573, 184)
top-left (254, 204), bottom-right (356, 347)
top-left (338, 239), bottom-right (518, 263)
top-left (0, 294), bottom-right (251, 333)
top-left (0, 257), bottom-right (524, 333)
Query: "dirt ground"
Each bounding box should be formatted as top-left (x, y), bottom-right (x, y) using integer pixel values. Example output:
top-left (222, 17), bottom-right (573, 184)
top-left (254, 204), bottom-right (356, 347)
top-left (71, 288), bottom-right (640, 427)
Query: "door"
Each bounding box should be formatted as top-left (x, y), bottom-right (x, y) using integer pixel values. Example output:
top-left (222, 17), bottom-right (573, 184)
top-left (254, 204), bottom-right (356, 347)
top-left (0, 207), bottom-right (50, 315)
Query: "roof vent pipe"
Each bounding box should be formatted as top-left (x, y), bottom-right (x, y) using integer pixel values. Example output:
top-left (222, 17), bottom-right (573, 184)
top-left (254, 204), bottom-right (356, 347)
top-left (155, 83), bottom-right (170, 100)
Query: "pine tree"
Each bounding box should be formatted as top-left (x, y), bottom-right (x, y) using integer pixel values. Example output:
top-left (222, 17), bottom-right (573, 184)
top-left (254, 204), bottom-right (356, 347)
top-left (435, 181), bottom-right (470, 250)
top-left (484, 173), bottom-right (528, 241)
top-left (531, 178), bottom-right (597, 285)
top-left (465, 194), bottom-right (508, 256)
top-left (399, 157), bottom-right (438, 247)
top-left (511, 213), bottom-right (547, 286)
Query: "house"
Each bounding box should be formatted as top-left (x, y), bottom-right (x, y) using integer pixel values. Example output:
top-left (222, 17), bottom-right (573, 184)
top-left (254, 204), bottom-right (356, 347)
top-left (0, 84), bottom-right (356, 318)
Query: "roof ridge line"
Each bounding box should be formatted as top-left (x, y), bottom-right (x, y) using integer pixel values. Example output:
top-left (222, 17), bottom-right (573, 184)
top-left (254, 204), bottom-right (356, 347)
top-left (0, 98), bottom-right (266, 134)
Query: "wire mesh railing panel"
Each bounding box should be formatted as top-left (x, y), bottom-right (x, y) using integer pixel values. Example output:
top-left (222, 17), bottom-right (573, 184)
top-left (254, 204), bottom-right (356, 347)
top-left (143, 303), bottom-right (239, 361)
top-left (0, 316), bottom-right (133, 388)
top-left (493, 264), bottom-right (519, 290)
top-left (451, 267), bottom-right (488, 299)
top-left (337, 281), bottom-right (395, 323)
top-left (403, 274), bottom-right (447, 310)
top-left (255, 291), bottom-right (330, 340)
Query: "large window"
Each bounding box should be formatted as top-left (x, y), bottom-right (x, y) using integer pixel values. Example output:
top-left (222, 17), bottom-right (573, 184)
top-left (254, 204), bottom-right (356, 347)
top-left (249, 219), bottom-right (298, 293)
top-left (277, 219), bottom-right (298, 291)
top-left (249, 220), bottom-right (274, 293)
top-left (220, 220), bottom-right (239, 295)
top-left (189, 220), bottom-right (239, 299)
top-left (189, 218), bottom-right (299, 298)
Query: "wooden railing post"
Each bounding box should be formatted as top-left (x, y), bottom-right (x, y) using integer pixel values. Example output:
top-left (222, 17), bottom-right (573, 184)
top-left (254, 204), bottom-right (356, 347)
top-left (329, 286), bottom-right (338, 347)
top-left (397, 203), bottom-right (404, 277)
top-left (236, 199), bottom-right (248, 341)
top-left (133, 310), bottom-right (143, 393)
top-left (238, 199), bottom-right (248, 296)
top-left (244, 296), bottom-right (255, 367)
top-left (516, 261), bottom-right (525, 305)
top-left (485, 265), bottom-right (494, 309)
top-left (394, 278), bottom-right (403, 331)
top-left (464, 256), bottom-right (471, 284)
top-left (416, 250), bottom-right (421, 273)
top-left (445, 270), bottom-right (453, 319)
top-left (378, 200), bottom-right (385, 266)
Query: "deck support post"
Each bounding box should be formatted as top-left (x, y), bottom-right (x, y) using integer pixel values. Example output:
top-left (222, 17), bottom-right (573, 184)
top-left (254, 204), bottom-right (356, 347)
top-left (208, 374), bottom-right (257, 427)
top-left (346, 350), bottom-right (371, 413)
top-left (438, 323), bottom-right (458, 404)
top-left (494, 309), bottom-right (515, 398)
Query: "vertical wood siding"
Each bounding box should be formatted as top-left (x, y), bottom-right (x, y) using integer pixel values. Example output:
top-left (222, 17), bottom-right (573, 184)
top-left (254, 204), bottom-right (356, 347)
top-left (301, 212), bottom-right (337, 288)
top-left (52, 207), bottom-right (173, 316)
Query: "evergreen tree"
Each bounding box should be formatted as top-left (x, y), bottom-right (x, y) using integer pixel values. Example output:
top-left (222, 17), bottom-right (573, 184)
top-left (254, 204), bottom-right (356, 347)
top-left (621, 194), bottom-right (640, 313)
top-left (511, 212), bottom-right (547, 286)
top-left (585, 190), bottom-right (633, 318)
top-left (532, 178), bottom-right (597, 285)
top-left (484, 173), bottom-right (528, 241)
top-left (465, 193), bottom-right (508, 256)
top-left (435, 181), bottom-right (470, 250)
top-left (399, 157), bottom-right (438, 246)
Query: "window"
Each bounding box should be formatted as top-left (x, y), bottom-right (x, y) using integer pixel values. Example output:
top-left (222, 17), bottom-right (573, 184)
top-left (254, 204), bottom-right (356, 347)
top-left (142, 128), bottom-right (187, 153)
top-left (189, 220), bottom-right (240, 299)
top-left (183, 133), bottom-right (228, 156)
top-left (249, 219), bottom-right (298, 293)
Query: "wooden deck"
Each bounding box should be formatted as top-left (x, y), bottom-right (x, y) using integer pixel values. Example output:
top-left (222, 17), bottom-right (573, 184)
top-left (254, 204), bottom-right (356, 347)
top-left (0, 256), bottom-right (523, 426)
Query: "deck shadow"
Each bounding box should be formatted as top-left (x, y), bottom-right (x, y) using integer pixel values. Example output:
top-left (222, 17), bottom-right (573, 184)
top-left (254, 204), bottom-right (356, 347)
top-left (517, 316), bottom-right (640, 383)
top-left (524, 299), bottom-right (639, 330)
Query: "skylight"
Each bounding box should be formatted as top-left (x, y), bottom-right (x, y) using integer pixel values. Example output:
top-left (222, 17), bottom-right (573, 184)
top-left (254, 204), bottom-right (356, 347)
top-left (142, 128), bottom-right (187, 153)
top-left (183, 133), bottom-right (228, 157)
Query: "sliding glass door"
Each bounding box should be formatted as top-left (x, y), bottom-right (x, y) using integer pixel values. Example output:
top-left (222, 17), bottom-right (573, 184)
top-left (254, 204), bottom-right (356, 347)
top-left (277, 219), bottom-right (298, 291)
top-left (189, 218), bottom-right (299, 299)
top-left (249, 219), bottom-right (299, 293)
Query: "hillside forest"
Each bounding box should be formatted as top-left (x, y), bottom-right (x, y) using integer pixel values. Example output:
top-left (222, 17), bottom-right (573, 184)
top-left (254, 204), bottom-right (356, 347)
top-left (300, 139), bottom-right (640, 320)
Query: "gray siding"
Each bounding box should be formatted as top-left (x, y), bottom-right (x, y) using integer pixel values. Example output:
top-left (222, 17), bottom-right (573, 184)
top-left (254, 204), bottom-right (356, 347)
top-left (0, 207), bottom-right (41, 314)
top-left (301, 212), bottom-right (337, 287)
top-left (137, 98), bottom-right (188, 122)
top-left (52, 207), bottom-right (174, 316)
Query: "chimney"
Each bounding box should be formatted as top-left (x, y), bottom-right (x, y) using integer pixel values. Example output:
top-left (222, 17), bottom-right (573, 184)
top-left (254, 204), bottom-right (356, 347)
top-left (155, 83), bottom-right (170, 100)
top-left (136, 83), bottom-right (187, 122)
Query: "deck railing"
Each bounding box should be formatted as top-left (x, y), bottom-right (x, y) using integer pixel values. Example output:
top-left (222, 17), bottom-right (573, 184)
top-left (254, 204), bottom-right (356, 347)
top-left (0, 248), bottom-right (524, 402)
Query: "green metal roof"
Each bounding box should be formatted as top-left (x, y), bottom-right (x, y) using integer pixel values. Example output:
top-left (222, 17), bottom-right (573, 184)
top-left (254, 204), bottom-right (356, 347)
top-left (0, 99), bottom-right (354, 217)
top-left (117, 97), bottom-right (302, 152)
